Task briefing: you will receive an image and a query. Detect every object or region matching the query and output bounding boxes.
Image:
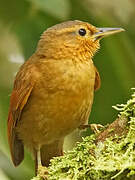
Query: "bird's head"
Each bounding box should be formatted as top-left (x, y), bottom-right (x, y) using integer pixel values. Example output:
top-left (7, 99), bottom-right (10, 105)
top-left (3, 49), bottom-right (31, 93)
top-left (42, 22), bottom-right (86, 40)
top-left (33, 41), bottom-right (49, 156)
top-left (37, 20), bottom-right (124, 61)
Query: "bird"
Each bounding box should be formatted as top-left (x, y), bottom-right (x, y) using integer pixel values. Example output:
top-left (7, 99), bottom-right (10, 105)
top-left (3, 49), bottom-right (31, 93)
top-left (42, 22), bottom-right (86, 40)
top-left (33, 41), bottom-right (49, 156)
top-left (7, 20), bottom-right (124, 174)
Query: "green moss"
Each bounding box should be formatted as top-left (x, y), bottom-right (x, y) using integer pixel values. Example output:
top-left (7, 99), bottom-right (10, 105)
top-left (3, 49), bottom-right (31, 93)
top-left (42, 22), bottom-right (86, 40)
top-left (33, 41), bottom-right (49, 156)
top-left (33, 90), bottom-right (135, 180)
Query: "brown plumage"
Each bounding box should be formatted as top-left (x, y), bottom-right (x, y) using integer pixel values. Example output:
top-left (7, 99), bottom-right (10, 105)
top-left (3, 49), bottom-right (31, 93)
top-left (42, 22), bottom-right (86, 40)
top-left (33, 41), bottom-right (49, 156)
top-left (7, 20), bottom-right (124, 174)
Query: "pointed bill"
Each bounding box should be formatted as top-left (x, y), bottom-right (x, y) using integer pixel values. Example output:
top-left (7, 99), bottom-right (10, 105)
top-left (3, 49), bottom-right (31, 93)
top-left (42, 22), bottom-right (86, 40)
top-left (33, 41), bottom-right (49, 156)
top-left (93, 27), bottom-right (125, 40)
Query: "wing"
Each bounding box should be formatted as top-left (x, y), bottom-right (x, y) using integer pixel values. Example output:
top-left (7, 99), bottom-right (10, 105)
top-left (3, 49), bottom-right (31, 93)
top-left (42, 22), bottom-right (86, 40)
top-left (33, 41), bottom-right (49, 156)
top-left (7, 62), bottom-right (37, 166)
top-left (94, 66), bottom-right (101, 91)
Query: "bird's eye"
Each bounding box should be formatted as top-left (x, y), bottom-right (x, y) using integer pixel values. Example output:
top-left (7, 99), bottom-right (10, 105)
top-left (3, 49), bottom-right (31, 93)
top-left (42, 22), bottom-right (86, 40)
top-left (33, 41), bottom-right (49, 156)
top-left (78, 28), bottom-right (86, 36)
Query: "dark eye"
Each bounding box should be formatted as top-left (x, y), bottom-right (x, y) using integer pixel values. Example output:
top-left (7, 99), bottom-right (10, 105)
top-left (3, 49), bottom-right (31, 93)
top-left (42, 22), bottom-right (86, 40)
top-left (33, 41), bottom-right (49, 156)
top-left (78, 28), bottom-right (86, 36)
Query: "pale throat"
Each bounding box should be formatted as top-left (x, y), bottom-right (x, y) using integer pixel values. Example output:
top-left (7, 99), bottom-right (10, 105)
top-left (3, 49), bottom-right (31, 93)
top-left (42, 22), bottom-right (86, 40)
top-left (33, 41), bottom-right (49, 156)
top-left (36, 43), bottom-right (99, 62)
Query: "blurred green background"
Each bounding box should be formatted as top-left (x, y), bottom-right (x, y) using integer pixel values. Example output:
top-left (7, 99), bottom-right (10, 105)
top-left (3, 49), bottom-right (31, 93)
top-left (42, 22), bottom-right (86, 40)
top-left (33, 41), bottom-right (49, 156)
top-left (0, 0), bottom-right (135, 179)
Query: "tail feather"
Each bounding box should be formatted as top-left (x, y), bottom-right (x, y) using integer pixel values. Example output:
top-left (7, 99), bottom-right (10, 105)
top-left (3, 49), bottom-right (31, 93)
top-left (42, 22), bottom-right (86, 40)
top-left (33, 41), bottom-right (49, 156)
top-left (10, 131), bottom-right (24, 166)
top-left (8, 111), bottom-right (24, 166)
top-left (40, 139), bottom-right (64, 167)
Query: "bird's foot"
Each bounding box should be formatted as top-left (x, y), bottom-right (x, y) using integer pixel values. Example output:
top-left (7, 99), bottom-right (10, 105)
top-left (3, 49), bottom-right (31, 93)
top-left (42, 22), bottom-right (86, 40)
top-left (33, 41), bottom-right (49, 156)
top-left (79, 124), bottom-right (104, 134)
top-left (90, 124), bottom-right (104, 134)
top-left (37, 165), bottom-right (48, 179)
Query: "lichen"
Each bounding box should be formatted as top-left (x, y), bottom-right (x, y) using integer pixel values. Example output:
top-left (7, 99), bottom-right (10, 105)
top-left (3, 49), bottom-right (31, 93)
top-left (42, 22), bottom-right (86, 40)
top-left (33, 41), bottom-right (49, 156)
top-left (32, 90), bottom-right (135, 180)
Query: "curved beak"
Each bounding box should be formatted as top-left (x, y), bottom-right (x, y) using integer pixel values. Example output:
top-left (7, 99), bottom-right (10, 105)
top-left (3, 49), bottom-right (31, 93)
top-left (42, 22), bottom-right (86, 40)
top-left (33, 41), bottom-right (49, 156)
top-left (93, 27), bottom-right (125, 41)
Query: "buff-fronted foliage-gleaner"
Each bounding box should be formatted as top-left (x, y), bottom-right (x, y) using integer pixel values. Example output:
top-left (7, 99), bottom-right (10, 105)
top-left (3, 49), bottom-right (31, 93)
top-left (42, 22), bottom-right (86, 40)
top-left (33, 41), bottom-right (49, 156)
top-left (7, 20), bottom-right (124, 174)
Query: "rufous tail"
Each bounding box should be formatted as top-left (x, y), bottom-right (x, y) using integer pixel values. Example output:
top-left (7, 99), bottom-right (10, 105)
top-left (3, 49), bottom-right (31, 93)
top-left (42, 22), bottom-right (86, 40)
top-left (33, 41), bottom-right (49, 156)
top-left (40, 139), bottom-right (64, 167)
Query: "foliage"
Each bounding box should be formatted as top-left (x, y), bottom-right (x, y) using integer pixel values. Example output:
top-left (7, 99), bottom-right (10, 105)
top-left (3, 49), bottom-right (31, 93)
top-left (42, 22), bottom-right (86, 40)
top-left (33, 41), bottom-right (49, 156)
top-left (34, 90), bottom-right (135, 180)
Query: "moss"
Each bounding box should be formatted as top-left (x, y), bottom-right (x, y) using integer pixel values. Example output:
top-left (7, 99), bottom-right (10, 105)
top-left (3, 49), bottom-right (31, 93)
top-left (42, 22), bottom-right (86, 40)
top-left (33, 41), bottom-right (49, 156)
top-left (32, 90), bottom-right (135, 180)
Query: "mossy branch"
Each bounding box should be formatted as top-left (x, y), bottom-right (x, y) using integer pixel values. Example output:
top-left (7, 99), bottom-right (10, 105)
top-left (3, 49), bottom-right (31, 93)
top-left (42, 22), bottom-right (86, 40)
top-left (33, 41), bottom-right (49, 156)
top-left (32, 89), bottom-right (135, 180)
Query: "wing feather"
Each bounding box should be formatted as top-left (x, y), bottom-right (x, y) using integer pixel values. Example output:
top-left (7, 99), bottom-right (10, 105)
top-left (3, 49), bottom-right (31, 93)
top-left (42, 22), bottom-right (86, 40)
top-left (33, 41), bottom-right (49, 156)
top-left (7, 62), bottom-right (36, 166)
top-left (94, 66), bottom-right (101, 91)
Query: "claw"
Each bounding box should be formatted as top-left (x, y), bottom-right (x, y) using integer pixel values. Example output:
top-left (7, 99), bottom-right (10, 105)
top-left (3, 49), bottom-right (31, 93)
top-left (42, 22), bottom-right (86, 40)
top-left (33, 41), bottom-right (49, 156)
top-left (90, 124), bottom-right (104, 134)
top-left (38, 165), bottom-right (48, 179)
top-left (79, 124), bottom-right (104, 134)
